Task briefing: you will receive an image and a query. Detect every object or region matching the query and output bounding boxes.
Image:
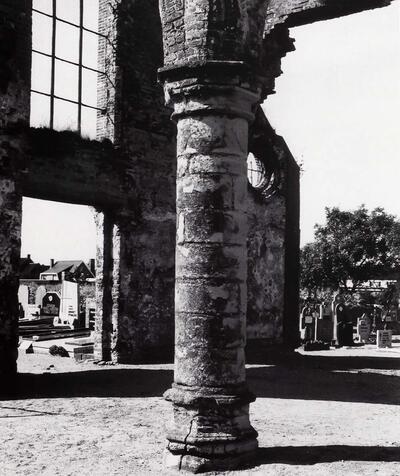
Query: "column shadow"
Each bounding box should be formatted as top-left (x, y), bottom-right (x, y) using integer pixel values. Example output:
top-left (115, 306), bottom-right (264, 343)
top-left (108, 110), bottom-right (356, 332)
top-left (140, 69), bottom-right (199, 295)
top-left (253, 445), bottom-right (400, 466)
top-left (247, 353), bottom-right (400, 405)
top-left (0, 368), bottom-right (174, 400)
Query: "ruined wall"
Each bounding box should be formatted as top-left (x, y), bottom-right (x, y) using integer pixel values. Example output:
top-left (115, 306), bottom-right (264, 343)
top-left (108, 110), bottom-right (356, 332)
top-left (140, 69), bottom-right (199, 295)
top-left (96, 0), bottom-right (176, 362)
top-left (265, 0), bottom-right (393, 33)
top-left (0, 0), bottom-right (31, 376)
top-left (247, 134), bottom-right (300, 353)
top-left (94, 0), bottom-right (300, 363)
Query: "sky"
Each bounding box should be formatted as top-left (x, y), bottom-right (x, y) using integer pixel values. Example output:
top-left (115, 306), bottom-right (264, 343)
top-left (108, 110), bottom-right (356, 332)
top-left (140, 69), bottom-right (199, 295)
top-left (264, 1), bottom-right (400, 245)
top-left (21, 1), bottom-right (400, 264)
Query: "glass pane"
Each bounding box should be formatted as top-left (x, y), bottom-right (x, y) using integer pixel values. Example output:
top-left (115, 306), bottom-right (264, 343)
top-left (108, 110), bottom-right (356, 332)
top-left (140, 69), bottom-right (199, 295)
top-left (31, 53), bottom-right (52, 94)
top-left (56, 0), bottom-right (80, 25)
top-left (82, 68), bottom-right (98, 107)
top-left (33, 0), bottom-right (53, 15)
top-left (83, 0), bottom-right (99, 32)
top-left (32, 11), bottom-right (53, 54)
top-left (30, 92), bottom-right (50, 128)
top-left (55, 60), bottom-right (79, 101)
top-left (83, 30), bottom-right (99, 69)
top-left (55, 21), bottom-right (79, 62)
top-left (53, 99), bottom-right (78, 131)
top-left (81, 106), bottom-right (97, 139)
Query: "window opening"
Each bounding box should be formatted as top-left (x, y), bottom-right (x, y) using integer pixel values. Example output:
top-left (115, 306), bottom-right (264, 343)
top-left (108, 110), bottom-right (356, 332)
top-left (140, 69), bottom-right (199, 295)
top-left (31, 0), bottom-right (105, 137)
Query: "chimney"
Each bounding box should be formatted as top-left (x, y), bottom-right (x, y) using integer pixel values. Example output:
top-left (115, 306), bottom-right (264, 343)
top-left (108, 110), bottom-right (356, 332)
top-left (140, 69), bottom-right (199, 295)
top-left (89, 258), bottom-right (95, 276)
top-left (50, 258), bottom-right (54, 267)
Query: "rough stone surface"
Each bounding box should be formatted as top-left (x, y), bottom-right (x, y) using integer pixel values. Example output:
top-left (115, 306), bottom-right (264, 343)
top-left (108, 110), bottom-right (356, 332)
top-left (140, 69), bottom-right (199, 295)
top-left (158, 45), bottom-right (261, 469)
top-left (265, 0), bottom-right (393, 33)
top-left (0, 0), bottom-right (31, 378)
top-left (246, 112), bottom-right (300, 356)
top-left (95, 0), bottom-right (177, 363)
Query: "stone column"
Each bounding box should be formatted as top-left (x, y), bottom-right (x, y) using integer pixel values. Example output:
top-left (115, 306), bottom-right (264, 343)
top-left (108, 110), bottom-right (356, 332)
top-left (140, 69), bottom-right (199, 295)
top-left (0, 0), bottom-right (31, 379)
top-left (160, 65), bottom-right (259, 472)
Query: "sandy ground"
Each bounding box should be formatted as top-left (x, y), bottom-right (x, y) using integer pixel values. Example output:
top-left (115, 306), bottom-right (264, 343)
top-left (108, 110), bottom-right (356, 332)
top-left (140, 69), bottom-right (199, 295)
top-left (1, 345), bottom-right (399, 476)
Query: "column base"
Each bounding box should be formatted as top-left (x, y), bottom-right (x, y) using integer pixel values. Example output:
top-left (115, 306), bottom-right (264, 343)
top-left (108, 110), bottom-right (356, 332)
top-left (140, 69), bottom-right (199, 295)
top-left (164, 446), bottom-right (257, 473)
top-left (164, 384), bottom-right (258, 473)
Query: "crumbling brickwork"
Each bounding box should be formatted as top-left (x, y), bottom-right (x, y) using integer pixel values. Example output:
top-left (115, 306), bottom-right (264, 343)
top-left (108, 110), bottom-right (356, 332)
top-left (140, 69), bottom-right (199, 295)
top-left (95, 0), bottom-right (177, 362)
top-left (0, 0), bottom-right (31, 378)
top-left (247, 134), bottom-right (300, 355)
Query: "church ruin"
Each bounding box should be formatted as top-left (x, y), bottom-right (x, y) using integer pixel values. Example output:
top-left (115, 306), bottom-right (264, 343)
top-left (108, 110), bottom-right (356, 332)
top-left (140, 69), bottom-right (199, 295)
top-left (0, 0), bottom-right (393, 472)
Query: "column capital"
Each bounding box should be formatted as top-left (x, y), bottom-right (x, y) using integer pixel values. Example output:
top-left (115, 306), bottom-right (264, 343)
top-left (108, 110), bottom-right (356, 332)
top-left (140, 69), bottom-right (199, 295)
top-left (158, 60), bottom-right (262, 122)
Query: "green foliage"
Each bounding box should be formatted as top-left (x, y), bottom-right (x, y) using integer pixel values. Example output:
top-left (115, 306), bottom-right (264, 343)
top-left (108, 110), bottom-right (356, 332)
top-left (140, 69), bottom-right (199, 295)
top-left (301, 206), bottom-right (400, 294)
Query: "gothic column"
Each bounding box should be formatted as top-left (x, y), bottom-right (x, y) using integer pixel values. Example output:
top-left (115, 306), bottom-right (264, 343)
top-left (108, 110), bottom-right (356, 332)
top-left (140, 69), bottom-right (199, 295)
top-left (160, 64), bottom-right (260, 472)
top-left (0, 0), bottom-right (31, 379)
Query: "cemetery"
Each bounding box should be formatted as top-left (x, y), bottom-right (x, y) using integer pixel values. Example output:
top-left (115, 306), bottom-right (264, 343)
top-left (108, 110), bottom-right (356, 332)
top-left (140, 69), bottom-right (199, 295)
top-left (0, 0), bottom-right (399, 474)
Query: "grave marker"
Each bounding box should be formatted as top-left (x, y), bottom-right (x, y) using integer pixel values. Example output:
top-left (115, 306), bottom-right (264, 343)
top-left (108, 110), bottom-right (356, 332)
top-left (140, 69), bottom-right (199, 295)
top-left (42, 292), bottom-right (61, 316)
top-left (300, 305), bottom-right (315, 342)
top-left (376, 329), bottom-right (392, 348)
top-left (55, 280), bottom-right (80, 328)
top-left (334, 303), bottom-right (353, 346)
top-left (320, 303), bottom-right (331, 320)
top-left (357, 317), bottom-right (370, 343)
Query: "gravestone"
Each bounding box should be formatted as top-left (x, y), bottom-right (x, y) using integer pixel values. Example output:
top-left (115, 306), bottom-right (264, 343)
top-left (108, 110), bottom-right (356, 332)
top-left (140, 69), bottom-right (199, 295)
top-left (18, 285), bottom-right (29, 319)
top-left (376, 329), bottom-right (392, 348)
top-left (35, 285), bottom-right (47, 306)
top-left (55, 280), bottom-right (79, 328)
top-left (320, 303), bottom-right (331, 320)
top-left (315, 318), bottom-right (333, 344)
top-left (315, 302), bottom-right (334, 342)
top-left (357, 316), bottom-right (370, 343)
top-left (335, 303), bottom-right (354, 346)
top-left (300, 305), bottom-right (315, 342)
top-left (42, 292), bottom-right (61, 316)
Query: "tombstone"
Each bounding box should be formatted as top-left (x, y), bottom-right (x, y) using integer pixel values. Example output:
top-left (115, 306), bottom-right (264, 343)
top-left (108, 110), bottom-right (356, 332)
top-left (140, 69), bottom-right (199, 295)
top-left (376, 329), bottom-right (392, 348)
top-left (320, 303), bottom-right (331, 320)
top-left (35, 285), bottom-right (47, 306)
top-left (18, 285), bottom-right (29, 319)
top-left (85, 299), bottom-right (96, 330)
top-left (55, 280), bottom-right (79, 328)
top-left (42, 292), bottom-right (61, 316)
top-left (383, 309), bottom-right (397, 329)
top-left (315, 318), bottom-right (334, 344)
top-left (357, 315), bottom-right (370, 343)
top-left (300, 305), bottom-right (315, 342)
top-left (334, 303), bottom-right (354, 346)
top-left (26, 304), bottom-right (41, 319)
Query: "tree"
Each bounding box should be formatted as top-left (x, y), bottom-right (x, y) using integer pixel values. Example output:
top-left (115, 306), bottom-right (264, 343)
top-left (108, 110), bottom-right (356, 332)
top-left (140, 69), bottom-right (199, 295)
top-left (301, 206), bottom-right (400, 295)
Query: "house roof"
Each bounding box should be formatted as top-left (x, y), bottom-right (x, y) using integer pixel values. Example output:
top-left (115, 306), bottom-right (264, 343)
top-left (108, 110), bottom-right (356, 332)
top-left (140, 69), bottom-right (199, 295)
top-left (22, 263), bottom-right (49, 279)
top-left (19, 256), bottom-right (49, 279)
top-left (41, 260), bottom-right (87, 276)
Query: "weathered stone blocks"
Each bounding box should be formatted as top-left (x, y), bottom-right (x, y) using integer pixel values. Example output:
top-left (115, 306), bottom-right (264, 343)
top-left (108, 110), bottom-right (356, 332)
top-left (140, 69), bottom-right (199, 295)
top-left (158, 72), bottom-right (260, 469)
top-left (0, 0), bottom-right (31, 379)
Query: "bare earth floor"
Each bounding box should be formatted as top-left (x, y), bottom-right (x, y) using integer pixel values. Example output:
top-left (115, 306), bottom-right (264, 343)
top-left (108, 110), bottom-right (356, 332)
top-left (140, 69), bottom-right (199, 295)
top-left (1, 346), bottom-right (399, 476)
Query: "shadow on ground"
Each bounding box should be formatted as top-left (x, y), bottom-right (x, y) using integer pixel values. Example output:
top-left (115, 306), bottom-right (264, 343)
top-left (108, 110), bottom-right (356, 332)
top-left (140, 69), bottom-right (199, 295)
top-left (253, 445), bottom-right (400, 466)
top-left (2, 352), bottom-right (399, 404)
top-left (248, 352), bottom-right (400, 405)
top-left (1, 368), bottom-right (174, 400)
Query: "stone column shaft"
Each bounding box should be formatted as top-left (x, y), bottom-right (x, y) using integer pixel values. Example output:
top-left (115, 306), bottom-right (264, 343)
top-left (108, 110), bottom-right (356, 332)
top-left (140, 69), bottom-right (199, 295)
top-left (163, 83), bottom-right (259, 472)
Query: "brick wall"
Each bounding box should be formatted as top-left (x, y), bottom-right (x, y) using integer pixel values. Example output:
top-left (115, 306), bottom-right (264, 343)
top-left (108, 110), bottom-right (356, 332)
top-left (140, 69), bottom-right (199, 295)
top-left (247, 129), bottom-right (300, 355)
top-left (95, 0), bottom-right (176, 362)
top-left (0, 0), bottom-right (31, 376)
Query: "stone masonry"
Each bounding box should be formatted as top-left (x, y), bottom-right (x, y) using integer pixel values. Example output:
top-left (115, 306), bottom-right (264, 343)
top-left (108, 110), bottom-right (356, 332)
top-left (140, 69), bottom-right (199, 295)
top-left (158, 0), bottom-right (392, 471)
top-left (0, 0), bottom-right (393, 471)
top-left (0, 0), bottom-right (31, 378)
